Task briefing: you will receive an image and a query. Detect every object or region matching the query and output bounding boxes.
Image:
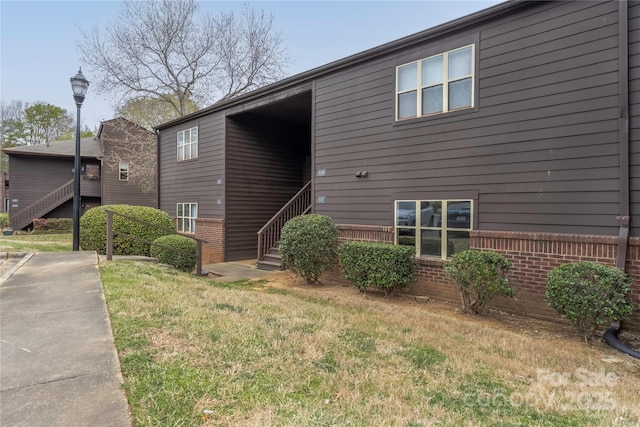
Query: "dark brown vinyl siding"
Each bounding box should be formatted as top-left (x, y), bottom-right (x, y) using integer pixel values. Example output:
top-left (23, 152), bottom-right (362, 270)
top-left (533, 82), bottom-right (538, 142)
top-left (313, 0), bottom-right (621, 236)
top-left (7, 155), bottom-right (100, 220)
top-left (629, 1), bottom-right (640, 236)
top-left (158, 112), bottom-right (225, 219)
top-left (100, 120), bottom-right (157, 207)
top-left (225, 114), bottom-right (309, 260)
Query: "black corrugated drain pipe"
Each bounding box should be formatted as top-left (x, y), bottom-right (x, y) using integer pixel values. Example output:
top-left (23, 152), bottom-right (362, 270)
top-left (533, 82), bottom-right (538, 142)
top-left (604, 321), bottom-right (640, 360)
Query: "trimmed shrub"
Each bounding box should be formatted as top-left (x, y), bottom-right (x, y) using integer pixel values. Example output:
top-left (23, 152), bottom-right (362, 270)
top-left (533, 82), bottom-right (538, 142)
top-left (338, 241), bottom-right (416, 295)
top-left (0, 212), bottom-right (9, 228)
top-left (32, 218), bottom-right (73, 233)
top-left (280, 214), bottom-right (338, 284)
top-left (80, 204), bottom-right (173, 256)
top-left (546, 261), bottom-right (633, 337)
top-left (444, 250), bottom-right (514, 315)
top-left (151, 234), bottom-right (197, 272)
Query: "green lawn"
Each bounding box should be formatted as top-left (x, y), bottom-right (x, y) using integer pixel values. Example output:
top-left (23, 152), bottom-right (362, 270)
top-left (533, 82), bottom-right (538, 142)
top-left (100, 260), bottom-right (640, 427)
top-left (0, 233), bottom-right (72, 252)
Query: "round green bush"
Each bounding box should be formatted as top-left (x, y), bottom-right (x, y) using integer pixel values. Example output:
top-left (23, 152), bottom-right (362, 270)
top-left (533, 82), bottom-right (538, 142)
top-left (151, 234), bottom-right (197, 272)
top-left (80, 204), bottom-right (173, 255)
top-left (280, 214), bottom-right (338, 285)
top-left (338, 241), bottom-right (416, 295)
top-left (546, 261), bottom-right (633, 336)
top-left (444, 250), bottom-right (514, 315)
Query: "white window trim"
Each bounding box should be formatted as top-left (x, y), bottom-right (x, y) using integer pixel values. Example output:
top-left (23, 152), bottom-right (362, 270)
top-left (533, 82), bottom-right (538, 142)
top-left (176, 202), bottom-right (198, 234)
top-left (394, 199), bottom-right (473, 260)
top-left (118, 162), bottom-right (129, 181)
top-left (396, 44), bottom-right (475, 121)
top-left (177, 126), bottom-right (198, 161)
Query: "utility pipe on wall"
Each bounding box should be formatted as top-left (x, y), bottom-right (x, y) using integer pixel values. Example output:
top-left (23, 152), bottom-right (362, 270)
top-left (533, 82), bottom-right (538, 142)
top-left (616, 0), bottom-right (630, 270)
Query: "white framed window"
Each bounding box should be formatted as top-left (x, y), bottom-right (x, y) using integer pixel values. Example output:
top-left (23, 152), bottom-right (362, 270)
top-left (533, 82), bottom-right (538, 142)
top-left (177, 127), bottom-right (198, 161)
top-left (395, 199), bottom-right (473, 259)
top-left (119, 163), bottom-right (129, 181)
top-left (176, 202), bottom-right (197, 233)
top-left (396, 45), bottom-right (474, 120)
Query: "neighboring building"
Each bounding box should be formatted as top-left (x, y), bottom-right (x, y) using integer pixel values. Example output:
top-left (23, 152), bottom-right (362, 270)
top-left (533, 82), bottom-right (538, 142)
top-left (156, 0), bottom-right (640, 330)
top-left (3, 117), bottom-right (156, 230)
top-left (1, 171), bottom-right (8, 214)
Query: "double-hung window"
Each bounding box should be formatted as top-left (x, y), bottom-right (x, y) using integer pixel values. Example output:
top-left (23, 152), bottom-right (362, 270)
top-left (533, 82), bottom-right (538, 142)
top-left (395, 200), bottom-right (473, 259)
top-left (177, 127), bottom-right (198, 161)
top-left (396, 45), bottom-right (474, 120)
top-left (119, 163), bottom-right (129, 181)
top-left (177, 202), bottom-right (198, 233)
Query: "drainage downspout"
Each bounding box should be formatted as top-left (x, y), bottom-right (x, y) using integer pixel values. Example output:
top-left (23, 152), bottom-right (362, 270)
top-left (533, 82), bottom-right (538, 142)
top-left (616, 0), bottom-right (630, 271)
top-left (606, 0), bottom-right (640, 359)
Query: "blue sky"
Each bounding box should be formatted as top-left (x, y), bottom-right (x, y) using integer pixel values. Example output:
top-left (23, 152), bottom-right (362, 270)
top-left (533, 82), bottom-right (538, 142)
top-left (1, 0), bottom-right (501, 130)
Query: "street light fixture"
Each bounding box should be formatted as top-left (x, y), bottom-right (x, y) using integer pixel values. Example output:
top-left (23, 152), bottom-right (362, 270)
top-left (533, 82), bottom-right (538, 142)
top-left (70, 68), bottom-right (89, 251)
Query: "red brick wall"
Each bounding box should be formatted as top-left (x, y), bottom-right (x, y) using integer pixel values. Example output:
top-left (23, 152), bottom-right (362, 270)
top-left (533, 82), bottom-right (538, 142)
top-left (331, 225), bottom-right (640, 332)
top-left (470, 231), bottom-right (640, 331)
top-left (195, 218), bottom-right (225, 264)
top-left (337, 224), bottom-right (394, 243)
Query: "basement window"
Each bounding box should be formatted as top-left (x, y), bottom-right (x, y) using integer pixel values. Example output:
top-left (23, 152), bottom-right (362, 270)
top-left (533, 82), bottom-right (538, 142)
top-left (177, 202), bottom-right (198, 233)
top-left (395, 200), bottom-right (472, 259)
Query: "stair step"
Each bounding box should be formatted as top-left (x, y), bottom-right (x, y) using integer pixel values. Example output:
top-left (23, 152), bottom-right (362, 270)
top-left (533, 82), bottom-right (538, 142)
top-left (267, 247), bottom-right (280, 255)
top-left (263, 253), bottom-right (282, 262)
top-left (257, 260), bottom-right (284, 271)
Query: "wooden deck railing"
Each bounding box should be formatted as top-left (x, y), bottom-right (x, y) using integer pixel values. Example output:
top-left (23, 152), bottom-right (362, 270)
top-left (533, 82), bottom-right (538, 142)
top-left (10, 179), bottom-right (74, 230)
top-left (257, 181), bottom-right (312, 262)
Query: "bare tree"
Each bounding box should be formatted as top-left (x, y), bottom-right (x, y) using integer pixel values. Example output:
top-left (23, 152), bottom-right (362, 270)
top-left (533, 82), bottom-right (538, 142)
top-left (79, 0), bottom-right (289, 117)
top-left (117, 96), bottom-right (199, 131)
top-left (100, 118), bottom-right (157, 196)
top-left (0, 100), bottom-right (24, 172)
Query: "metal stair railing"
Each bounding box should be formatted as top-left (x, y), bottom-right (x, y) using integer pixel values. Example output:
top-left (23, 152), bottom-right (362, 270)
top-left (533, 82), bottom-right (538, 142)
top-left (10, 179), bottom-right (75, 230)
top-left (257, 181), bottom-right (312, 262)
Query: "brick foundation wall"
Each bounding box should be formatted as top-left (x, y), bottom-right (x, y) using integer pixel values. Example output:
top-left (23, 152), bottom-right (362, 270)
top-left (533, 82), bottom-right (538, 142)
top-left (337, 224), bottom-right (394, 243)
top-left (622, 239), bottom-right (640, 331)
top-left (324, 225), bottom-right (394, 287)
top-left (472, 231), bottom-right (640, 331)
top-left (195, 218), bottom-right (225, 264)
top-left (330, 225), bottom-right (640, 332)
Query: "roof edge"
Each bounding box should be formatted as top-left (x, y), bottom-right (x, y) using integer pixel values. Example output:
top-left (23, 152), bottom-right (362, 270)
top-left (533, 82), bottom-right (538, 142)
top-left (156, 0), bottom-right (531, 130)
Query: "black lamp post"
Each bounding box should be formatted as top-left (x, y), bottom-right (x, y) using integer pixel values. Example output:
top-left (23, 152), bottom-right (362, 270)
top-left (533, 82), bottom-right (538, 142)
top-left (70, 68), bottom-right (89, 251)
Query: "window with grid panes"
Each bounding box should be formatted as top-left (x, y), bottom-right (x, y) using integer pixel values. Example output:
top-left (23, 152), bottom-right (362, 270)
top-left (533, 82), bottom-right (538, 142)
top-left (396, 45), bottom-right (474, 120)
top-left (176, 202), bottom-right (197, 233)
top-left (395, 200), bottom-right (472, 259)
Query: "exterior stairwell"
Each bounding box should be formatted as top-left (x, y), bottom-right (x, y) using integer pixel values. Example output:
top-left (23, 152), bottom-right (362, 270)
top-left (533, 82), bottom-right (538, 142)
top-left (10, 179), bottom-right (75, 230)
top-left (257, 181), bottom-right (312, 271)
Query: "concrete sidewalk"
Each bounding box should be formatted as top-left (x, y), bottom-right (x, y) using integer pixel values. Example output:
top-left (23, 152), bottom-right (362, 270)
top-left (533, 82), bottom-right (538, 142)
top-left (0, 251), bottom-right (130, 427)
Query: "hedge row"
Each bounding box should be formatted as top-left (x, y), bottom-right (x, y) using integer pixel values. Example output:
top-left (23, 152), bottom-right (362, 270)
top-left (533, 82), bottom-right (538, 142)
top-left (80, 204), bottom-right (173, 256)
top-left (338, 241), bottom-right (415, 295)
top-left (32, 218), bottom-right (73, 233)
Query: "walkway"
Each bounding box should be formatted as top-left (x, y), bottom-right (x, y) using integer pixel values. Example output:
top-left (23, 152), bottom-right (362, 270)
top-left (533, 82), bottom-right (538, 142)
top-left (0, 251), bottom-right (130, 427)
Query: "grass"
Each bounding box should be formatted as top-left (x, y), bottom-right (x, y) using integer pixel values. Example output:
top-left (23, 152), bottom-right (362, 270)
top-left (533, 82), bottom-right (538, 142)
top-left (0, 233), bottom-right (72, 252)
top-left (100, 261), bottom-right (640, 427)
